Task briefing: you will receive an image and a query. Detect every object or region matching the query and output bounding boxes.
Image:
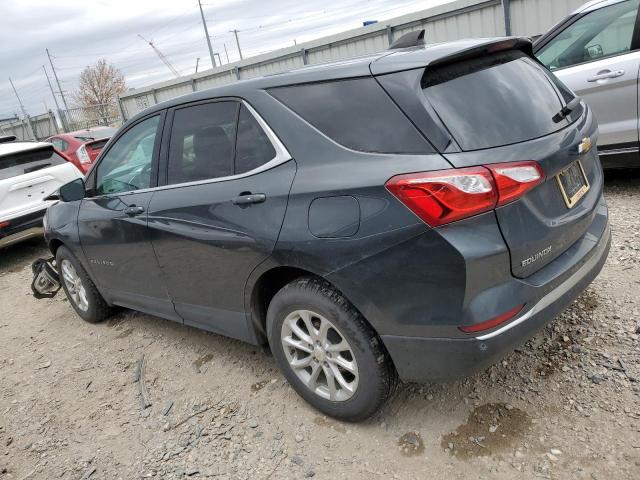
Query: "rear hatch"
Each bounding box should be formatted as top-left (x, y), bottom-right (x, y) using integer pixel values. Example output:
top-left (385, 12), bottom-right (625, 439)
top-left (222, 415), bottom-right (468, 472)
top-left (373, 39), bottom-right (602, 277)
top-left (0, 144), bottom-right (82, 220)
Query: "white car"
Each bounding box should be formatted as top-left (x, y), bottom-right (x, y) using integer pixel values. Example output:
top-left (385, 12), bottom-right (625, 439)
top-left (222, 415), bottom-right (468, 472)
top-left (0, 137), bottom-right (82, 248)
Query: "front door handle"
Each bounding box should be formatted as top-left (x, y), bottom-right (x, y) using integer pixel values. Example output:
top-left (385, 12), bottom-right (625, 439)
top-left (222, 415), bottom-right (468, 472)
top-left (124, 205), bottom-right (145, 216)
top-left (587, 69), bottom-right (625, 82)
top-left (231, 193), bottom-right (266, 206)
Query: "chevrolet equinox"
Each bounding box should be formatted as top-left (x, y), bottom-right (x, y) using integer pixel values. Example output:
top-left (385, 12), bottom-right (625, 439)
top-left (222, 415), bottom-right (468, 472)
top-left (44, 34), bottom-right (611, 421)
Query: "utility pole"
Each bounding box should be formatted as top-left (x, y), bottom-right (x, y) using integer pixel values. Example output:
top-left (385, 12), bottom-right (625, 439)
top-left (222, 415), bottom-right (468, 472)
top-left (223, 44), bottom-right (230, 64)
top-left (46, 49), bottom-right (70, 113)
top-left (138, 35), bottom-right (181, 78)
top-left (8, 77), bottom-right (36, 140)
top-left (231, 29), bottom-right (243, 60)
top-left (195, 57), bottom-right (200, 73)
top-left (42, 66), bottom-right (61, 113)
top-left (198, 0), bottom-right (216, 68)
top-left (46, 48), bottom-right (71, 132)
top-left (42, 65), bottom-right (65, 132)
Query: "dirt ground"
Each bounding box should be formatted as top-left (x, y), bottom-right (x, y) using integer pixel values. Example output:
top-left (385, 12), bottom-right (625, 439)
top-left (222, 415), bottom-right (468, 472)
top-left (1, 171), bottom-right (639, 480)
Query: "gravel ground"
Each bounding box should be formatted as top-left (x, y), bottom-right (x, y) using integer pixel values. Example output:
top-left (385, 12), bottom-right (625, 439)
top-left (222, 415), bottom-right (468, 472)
top-left (0, 170), bottom-right (639, 480)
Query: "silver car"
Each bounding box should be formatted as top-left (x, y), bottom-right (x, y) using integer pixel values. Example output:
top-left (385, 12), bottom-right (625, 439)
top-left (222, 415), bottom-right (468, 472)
top-left (534, 0), bottom-right (640, 168)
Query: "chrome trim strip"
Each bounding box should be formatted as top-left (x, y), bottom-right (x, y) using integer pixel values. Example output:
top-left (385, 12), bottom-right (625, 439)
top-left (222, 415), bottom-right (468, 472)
top-left (475, 224), bottom-right (610, 341)
top-left (87, 100), bottom-right (292, 199)
top-left (598, 147), bottom-right (638, 156)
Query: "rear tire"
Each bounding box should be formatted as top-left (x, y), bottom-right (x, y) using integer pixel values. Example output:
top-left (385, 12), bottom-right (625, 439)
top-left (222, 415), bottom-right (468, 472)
top-left (267, 277), bottom-right (397, 421)
top-left (56, 246), bottom-right (112, 323)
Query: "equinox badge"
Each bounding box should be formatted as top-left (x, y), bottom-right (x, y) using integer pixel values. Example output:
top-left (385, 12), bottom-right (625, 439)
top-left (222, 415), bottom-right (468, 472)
top-left (521, 246), bottom-right (552, 267)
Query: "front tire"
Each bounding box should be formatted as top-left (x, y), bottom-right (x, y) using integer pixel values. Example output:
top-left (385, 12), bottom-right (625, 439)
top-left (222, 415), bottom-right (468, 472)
top-left (267, 277), bottom-right (396, 421)
top-left (56, 246), bottom-right (112, 323)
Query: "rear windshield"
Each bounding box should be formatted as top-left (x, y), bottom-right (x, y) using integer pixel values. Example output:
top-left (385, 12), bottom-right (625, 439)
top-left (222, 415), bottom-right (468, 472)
top-left (0, 147), bottom-right (67, 180)
top-left (422, 51), bottom-right (570, 151)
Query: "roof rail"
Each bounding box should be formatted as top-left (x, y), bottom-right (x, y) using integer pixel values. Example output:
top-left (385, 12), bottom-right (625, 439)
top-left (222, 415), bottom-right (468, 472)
top-left (389, 29), bottom-right (425, 49)
top-left (0, 135), bottom-right (17, 143)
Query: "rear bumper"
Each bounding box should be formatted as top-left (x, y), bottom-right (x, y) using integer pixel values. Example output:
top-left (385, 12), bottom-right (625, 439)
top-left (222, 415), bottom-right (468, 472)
top-left (381, 215), bottom-right (611, 383)
top-left (0, 209), bottom-right (45, 248)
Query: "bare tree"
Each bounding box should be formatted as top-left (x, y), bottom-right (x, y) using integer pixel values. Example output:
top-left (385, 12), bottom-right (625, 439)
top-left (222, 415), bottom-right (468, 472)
top-left (73, 59), bottom-right (126, 126)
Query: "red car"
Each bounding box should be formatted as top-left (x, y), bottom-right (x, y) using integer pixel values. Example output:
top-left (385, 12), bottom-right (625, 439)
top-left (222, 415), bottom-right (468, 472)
top-left (46, 126), bottom-right (117, 174)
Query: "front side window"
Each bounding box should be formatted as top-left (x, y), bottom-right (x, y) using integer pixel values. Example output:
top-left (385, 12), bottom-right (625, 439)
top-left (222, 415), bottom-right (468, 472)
top-left (167, 101), bottom-right (238, 184)
top-left (95, 115), bottom-right (159, 195)
top-left (537, 0), bottom-right (639, 70)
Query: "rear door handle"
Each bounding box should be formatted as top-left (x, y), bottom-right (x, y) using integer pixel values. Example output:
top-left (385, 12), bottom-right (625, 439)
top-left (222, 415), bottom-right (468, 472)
top-left (231, 193), bottom-right (266, 206)
top-left (587, 69), bottom-right (625, 82)
top-left (124, 205), bottom-right (145, 216)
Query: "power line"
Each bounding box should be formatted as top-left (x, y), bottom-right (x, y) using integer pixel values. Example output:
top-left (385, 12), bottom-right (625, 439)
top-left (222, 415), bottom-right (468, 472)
top-left (148, 6), bottom-right (194, 38)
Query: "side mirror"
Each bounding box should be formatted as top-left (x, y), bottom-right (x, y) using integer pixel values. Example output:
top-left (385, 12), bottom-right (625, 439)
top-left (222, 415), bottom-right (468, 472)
top-left (59, 178), bottom-right (86, 202)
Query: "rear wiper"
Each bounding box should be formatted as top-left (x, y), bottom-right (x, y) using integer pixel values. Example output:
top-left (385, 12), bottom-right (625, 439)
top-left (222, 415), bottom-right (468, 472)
top-left (552, 97), bottom-right (582, 123)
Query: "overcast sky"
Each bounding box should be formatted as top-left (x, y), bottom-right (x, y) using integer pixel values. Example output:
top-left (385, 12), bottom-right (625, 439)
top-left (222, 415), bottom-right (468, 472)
top-left (1, 0), bottom-right (455, 119)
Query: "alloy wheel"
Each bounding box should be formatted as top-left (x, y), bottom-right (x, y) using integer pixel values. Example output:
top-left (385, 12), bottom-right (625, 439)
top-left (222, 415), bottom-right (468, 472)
top-left (281, 309), bottom-right (359, 401)
top-left (60, 259), bottom-right (89, 312)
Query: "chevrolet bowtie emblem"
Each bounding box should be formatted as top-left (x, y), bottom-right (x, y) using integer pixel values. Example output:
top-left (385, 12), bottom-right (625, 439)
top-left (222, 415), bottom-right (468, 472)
top-left (578, 137), bottom-right (592, 154)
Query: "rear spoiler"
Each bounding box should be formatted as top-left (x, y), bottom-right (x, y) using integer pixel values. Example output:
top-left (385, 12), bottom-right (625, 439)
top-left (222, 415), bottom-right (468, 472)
top-left (84, 136), bottom-right (111, 150)
top-left (429, 37), bottom-right (534, 69)
top-left (370, 36), bottom-right (535, 75)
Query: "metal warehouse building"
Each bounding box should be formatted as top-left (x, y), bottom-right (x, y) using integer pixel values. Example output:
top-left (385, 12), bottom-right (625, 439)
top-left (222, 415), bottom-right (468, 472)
top-left (119, 0), bottom-right (587, 118)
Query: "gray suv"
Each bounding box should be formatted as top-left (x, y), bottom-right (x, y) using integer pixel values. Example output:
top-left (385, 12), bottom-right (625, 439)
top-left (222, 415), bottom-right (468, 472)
top-left (45, 35), bottom-right (610, 421)
top-left (534, 0), bottom-right (640, 168)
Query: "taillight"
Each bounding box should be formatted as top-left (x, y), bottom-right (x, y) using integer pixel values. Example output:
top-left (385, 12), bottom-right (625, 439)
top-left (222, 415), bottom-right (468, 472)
top-left (485, 161), bottom-right (544, 206)
top-left (385, 161), bottom-right (543, 227)
top-left (385, 166), bottom-right (497, 227)
top-left (0, 220), bottom-right (10, 229)
top-left (77, 145), bottom-right (91, 164)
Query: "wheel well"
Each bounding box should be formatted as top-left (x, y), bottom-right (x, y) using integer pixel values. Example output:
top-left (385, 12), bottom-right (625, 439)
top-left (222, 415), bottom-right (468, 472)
top-left (249, 266), bottom-right (397, 376)
top-left (250, 266), bottom-right (324, 344)
top-left (48, 239), bottom-right (63, 256)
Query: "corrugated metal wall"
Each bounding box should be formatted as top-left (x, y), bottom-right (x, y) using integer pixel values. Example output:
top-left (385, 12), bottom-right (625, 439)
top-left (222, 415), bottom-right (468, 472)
top-left (0, 111), bottom-right (59, 141)
top-left (510, 0), bottom-right (586, 36)
top-left (120, 0), bottom-right (588, 119)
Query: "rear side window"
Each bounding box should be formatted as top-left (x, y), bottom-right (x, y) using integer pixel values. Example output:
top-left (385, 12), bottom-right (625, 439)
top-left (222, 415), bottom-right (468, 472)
top-left (422, 51), bottom-right (568, 151)
top-left (167, 102), bottom-right (238, 184)
top-left (0, 147), bottom-right (67, 180)
top-left (269, 78), bottom-right (432, 154)
top-left (235, 105), bottom-right (276, 174)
